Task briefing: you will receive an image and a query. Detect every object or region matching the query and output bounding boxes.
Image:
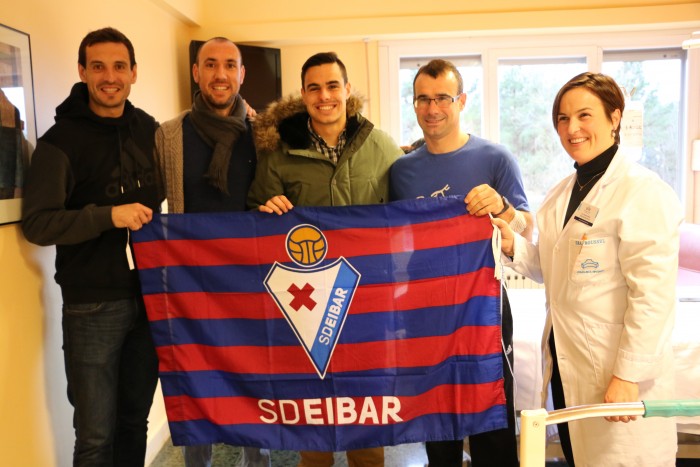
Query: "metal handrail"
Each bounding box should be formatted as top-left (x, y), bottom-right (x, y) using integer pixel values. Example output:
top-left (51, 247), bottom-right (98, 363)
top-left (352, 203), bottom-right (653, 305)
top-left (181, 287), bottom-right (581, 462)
top-left (520, 400), bottom-right (700, 466)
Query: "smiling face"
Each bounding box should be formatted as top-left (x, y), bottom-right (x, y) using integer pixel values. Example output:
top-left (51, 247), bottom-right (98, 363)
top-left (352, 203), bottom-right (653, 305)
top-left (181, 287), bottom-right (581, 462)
top-left (193, 40), bottom-right (244, 116)
top-left (413, 71), bottom-right (466, 147)
top-left (556, 87), bottom-right (621, 165)
top-left (301, 62), bottom-right (350, 135)
top-left (78, 42), bottom-right (136, 118)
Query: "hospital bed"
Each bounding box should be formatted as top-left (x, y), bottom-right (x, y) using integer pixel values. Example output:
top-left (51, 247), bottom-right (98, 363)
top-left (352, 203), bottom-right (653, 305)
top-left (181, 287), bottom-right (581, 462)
top-left (507, 285), bottom-right (700, 460)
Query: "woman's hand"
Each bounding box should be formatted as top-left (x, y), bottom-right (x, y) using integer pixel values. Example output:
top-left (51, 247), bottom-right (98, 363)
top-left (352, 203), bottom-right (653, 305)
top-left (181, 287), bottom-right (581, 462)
top-left (491, 216), bottom-right (515, 257)
top-left (604, 375), bottom-right (639, 423)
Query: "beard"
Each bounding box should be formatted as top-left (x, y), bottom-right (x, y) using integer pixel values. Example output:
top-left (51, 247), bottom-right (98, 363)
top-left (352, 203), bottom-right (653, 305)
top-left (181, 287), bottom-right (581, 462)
top-left (202, 91), bottom-right (236, 111)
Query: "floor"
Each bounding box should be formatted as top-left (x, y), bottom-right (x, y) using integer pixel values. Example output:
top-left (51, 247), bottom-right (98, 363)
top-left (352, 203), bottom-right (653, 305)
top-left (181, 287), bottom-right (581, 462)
top-left (150, 436), bottom-right (700, 466)
top-left (150, 442), bottom-right (433, 467)
top-left (149, 440), bottom-right (573, 466)
top-left (149, 415), bottom-right (576, 467)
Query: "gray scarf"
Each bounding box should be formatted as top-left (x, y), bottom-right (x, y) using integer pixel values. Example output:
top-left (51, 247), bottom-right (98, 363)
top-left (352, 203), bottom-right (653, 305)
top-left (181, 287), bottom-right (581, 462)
top-left (189, 91), bottom-right (247, 194)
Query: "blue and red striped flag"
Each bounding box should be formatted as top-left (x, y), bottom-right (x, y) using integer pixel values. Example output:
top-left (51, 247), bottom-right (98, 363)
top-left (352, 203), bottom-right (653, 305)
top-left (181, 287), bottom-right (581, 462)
top-left (132, 196), bottom-right (507, 451)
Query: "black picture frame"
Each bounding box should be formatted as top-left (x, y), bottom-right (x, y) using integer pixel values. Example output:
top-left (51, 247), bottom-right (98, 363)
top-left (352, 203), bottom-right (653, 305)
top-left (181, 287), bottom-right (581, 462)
top-left (0, 23), bottom-right (36, 225)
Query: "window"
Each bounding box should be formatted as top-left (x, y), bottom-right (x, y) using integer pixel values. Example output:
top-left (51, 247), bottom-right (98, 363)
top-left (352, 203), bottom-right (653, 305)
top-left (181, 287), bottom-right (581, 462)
top-left (498, 58), bottom-right (587, 210)
top-left (379, 28), bottom-right (697, 217)
top-left (602, 48), bottom-right (685, 195)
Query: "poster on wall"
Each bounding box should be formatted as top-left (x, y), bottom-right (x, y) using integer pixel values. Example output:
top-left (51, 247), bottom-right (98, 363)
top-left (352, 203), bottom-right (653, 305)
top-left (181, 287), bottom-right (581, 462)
top-left (0, 24), bottom-right (36, 225)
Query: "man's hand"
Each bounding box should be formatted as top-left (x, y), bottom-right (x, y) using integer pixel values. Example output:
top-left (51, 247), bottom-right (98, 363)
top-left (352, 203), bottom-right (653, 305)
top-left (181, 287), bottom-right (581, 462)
top-left (258, 195), bottom-right (294, 215)
top-left (111, 203), bottom-right (153, 230)
top-left (604, 375), bottom-right (639, 423)
top-left (244, 99), bottom-right (257, 121)
top-left (465, 184), bottom-right (507, 218)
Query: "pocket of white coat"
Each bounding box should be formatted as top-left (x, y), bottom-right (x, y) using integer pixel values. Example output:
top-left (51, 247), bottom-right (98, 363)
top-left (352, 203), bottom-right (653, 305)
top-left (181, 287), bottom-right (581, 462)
top-left (582, 319), bottom-right (623, 388)
top-left (568, 236), bottom-right (615, 283)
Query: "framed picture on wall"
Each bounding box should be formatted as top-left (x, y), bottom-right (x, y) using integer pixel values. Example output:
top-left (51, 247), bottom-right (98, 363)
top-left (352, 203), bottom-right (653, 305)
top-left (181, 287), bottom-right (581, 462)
top-left (0, 23), bottom-right (36, 225)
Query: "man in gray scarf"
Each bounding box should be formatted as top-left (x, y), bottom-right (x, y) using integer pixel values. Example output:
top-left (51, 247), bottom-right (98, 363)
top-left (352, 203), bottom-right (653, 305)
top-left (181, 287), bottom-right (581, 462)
top-left (154, 36), bottom-right (269, 467)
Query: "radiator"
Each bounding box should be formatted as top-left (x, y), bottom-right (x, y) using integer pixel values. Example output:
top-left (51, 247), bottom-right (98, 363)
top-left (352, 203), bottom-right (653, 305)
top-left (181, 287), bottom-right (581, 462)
top-left (502, 266), bottom-right (545, 289)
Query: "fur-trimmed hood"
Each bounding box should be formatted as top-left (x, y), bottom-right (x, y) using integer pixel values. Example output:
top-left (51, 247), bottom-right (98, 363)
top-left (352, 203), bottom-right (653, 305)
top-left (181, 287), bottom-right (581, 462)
top-left (253, 93), bottom-right (366, 153)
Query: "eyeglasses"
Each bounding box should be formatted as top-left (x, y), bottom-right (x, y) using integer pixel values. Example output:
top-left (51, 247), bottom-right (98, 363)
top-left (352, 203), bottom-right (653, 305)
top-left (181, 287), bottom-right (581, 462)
top-left (413, 94), bottom-right (462, 109)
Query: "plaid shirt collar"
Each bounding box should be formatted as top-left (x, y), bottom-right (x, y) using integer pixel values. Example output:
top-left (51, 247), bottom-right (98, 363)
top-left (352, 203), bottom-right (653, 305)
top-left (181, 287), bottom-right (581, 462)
top-left (307, 118), bottom-right (346, 165)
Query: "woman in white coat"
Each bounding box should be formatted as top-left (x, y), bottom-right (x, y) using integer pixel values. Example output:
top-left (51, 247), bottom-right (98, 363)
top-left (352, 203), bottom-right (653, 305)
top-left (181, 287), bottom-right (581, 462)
top-left (493, 73), bottom-right (682, 466)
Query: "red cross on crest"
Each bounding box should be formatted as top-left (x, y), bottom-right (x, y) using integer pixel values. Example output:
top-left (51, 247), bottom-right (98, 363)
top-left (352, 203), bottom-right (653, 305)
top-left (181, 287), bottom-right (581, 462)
top-left (287, 283), bottom-right (316, 311)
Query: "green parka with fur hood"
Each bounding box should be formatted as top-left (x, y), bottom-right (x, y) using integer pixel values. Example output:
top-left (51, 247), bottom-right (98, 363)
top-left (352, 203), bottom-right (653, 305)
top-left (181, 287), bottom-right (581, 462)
top-left (247, 93), bottom-right (403, 208)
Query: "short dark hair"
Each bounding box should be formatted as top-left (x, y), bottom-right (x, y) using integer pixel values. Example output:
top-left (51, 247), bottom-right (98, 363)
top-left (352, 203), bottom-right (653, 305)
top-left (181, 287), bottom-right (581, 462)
top-left (195, 37), bottom-right (240, 65)
top-left (301, 52), bottom-right (348, 88)
top-left (78, 27), bottom-right (136, 69)
top-left (551, 72), bottom-right (625, 144)
top-left (413, 59), bottom-right (464, 96)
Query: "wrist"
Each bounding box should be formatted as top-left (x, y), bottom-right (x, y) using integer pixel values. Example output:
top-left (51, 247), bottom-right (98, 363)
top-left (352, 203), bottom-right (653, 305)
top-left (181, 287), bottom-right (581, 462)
top-left (504, 242), bottom-right (515, 259)
top-left (496, 195), bottom-right (510, 216)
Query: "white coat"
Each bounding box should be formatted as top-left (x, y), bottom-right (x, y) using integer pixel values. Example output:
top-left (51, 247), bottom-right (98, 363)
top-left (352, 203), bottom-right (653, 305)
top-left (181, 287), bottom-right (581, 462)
top-left (509, 149), bottom-right (682, 466)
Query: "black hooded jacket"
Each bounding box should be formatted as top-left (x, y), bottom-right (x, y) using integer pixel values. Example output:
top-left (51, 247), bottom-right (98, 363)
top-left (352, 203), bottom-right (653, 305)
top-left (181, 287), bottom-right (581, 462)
top-left (22, 82), bottom-right (162, 303)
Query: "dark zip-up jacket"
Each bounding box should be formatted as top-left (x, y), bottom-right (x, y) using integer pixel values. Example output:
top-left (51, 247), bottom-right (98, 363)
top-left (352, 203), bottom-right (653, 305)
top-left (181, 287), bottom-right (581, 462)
top-left (22, 83), bottom-right (162, 303)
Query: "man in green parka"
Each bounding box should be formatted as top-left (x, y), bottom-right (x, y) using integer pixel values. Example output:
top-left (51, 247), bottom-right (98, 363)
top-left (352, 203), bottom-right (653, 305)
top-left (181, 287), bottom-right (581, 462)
top-left (248, 51), bottom-right (402, 213)
top-left (247, 51), bottom-right (403, 467)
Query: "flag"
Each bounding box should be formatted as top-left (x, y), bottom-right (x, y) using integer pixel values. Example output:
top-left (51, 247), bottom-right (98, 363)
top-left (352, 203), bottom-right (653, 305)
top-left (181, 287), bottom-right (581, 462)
top-left (132, 196), bottom-right (507, 451)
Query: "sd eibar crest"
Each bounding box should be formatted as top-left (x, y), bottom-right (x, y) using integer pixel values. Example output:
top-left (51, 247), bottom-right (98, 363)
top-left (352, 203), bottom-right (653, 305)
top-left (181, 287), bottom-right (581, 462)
top-left (264, 224), bottom-right (361, 379)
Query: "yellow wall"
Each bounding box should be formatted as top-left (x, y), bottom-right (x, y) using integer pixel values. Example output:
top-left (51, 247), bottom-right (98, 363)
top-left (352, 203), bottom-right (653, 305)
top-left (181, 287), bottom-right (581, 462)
top-left (1, 1), bottom-right (699, 466)
top-left (0, 1), bottom-right (190, 465)
top-left (0, 223), bottom-right (54, 464)
top-left (199, 0), bottom-right (700, 42)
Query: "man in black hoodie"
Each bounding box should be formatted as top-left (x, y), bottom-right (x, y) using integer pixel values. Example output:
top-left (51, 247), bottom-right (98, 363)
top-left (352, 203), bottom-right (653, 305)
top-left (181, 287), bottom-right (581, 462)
top-left (22, 27), bottom-right (161, 466)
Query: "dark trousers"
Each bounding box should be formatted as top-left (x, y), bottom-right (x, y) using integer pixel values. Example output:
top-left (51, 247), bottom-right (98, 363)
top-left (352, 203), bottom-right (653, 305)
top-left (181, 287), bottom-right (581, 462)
top-left (549, 332), bottom-right (576, 467)
top-left (63, 297), bottom-right (159, 467)
top-left (425, 288), bottom-right (519, 467)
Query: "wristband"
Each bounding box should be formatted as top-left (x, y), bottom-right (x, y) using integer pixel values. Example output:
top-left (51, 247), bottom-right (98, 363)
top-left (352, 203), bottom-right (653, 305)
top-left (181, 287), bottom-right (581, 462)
top-left (496, 195), bottom-right (510, 216)
top-left (509, 210), bottom-right (527, 234)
